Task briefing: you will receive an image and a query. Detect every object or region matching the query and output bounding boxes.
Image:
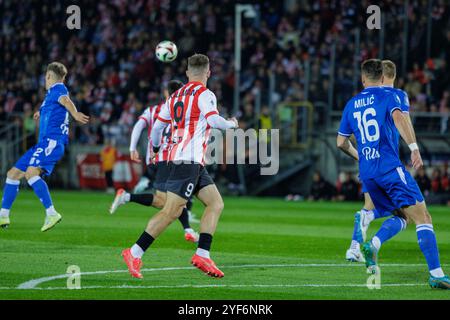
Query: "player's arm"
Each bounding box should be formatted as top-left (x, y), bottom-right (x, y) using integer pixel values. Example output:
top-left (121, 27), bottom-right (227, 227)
top-left (150, 101), bottom-right (171, 154)
top-left (392, 109), bottom-right (423, 169)
top-left (336, 135), bottom-right (359, 161)
top-left (405, 113), bottom-right (417, 142)
top-left (206, 114), bottom-right (238, 130)
top-left (59, 96), bottom-right (89, 124)
top-left (199, 90), bottom-right (238, 129)
top-left (150, 119), bottom-right (169, 153)
top-left (336, 106), bottom-right (358, 160)
top-left (129, 119), bottom-right (148, 163)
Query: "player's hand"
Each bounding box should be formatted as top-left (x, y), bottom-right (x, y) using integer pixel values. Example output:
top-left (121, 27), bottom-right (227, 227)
top-left (33, 111), bottom-right (40, 120)
top-left (228, 117), bottom-right (238, 128)
top-left (130, 150), bottom-right (141, 163)
top-left (73, 112), bottom-right (90, 124)
top-left (411, 149), bottom-right (423, 170)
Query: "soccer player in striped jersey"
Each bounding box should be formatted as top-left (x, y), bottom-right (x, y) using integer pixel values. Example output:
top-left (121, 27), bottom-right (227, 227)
top-left (109, 80), bottom-right (199, 243)
top-left (346, 60), bottom-right (416, 263)
top-left (121, 54), bottom-right (238, 279)
top-left (0, 62), bottom-right (89, 231)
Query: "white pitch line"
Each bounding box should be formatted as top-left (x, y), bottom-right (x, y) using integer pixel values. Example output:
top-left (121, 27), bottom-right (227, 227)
top-left (1, 283), bottom-right (428, 291)
top-left (14, 262), bottom-right (439, 290)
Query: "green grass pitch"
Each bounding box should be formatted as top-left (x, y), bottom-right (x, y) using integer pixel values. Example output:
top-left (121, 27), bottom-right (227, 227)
top-left (0, 190), bottom-right (449, 300)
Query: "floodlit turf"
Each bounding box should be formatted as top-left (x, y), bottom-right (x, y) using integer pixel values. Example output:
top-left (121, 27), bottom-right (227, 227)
top-left (0, 190), bottom-right (449, 300)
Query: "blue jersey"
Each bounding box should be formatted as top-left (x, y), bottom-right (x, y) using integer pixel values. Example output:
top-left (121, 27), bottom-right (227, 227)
top-left (338, 86), bottom-right (403, 180)
top-left (382, 86), bottom-right (410, 113)
top-left (39, 83), bottom-right (70, 145)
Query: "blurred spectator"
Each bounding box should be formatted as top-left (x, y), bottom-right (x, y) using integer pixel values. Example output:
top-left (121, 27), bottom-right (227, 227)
top-left (431, 168), bottom-right (443, 194)
top-left (309, 171), bottom-right (335, 201)
top-left (100, 139), bottom-right (118, 193)
top-left (338, 172), bottom-right (359, 201)
top-left (415, 167), bottom-right (432, 196)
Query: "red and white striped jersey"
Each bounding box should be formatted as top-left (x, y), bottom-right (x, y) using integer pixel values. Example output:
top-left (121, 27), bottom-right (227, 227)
top-left (157, 81), bottom-right (219, 165)
top-left (138, 103), bottom-right (171, 164)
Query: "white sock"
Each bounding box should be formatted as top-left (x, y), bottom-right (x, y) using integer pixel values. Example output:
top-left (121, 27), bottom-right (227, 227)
top-left (350, 240), bottom-right (360, 251)
top-left (131, 244), bottom-right (144, 259)
top-left (371, 236), bottom-right (381, 251)
top-left (362, 209), bottom-right (375, 225)
top-left (46, 206), bottom-right (58, 217)
top-left (0, 208), bottom-right (10, 218)
top-left (196, 248), bottom-right (210, 259)
top-left (124, 193), bottom-right (130, 202)
top-left (430, 267), bottom-right (445, 278)
top-left (184, 228), bottom-right (194, 234)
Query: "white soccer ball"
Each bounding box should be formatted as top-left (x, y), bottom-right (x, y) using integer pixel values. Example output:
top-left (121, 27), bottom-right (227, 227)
top-left (155, 41), bottom-right (178, 63)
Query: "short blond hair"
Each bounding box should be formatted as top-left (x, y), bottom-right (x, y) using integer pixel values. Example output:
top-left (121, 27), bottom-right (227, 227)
top-left (187, 54), bottom-right (209, 75)
top-left (382, 60), bottom-right (396, 79)
top-left (47, 62), bottom-right (67, 80)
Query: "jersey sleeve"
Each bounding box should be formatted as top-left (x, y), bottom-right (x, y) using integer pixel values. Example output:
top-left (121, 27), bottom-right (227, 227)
top-left (338, 106), bottom-right (352, 137)
top-left (387, 92), bottom-right (402, 116)
top-left (400, 91), bottom-right (410, 113)
top-left (198, 90), bottom-right (219, 119)
top-left (56, 85), bottom-right (69, 103)
top-left (138, 108), bottom-right (152, 127)
top-left (156, 101), bottom-right (171, 123)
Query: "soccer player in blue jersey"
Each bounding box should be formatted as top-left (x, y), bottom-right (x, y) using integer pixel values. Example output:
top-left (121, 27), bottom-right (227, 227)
top-left (337, 59), bottom-right (449, 289)
top-left (0, 62), bottom-right (89, 231)
top-left (346, 60), bottom-right (416, 262)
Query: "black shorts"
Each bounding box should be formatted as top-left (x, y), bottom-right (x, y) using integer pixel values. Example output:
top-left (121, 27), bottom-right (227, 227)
top-left (153, 161), bottom-right (171, 192)
top-left (165, 162), bottom-right (215, 200)
top-left (145, 163), bottom-right (157, 180)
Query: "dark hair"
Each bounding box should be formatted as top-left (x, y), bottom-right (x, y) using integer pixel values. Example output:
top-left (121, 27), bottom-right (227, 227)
top-left (382, 60), bottom-right (396, 79)
top-left (167, 80), bottom-right (183, 95)
top-left (361, 59), bottom-right (383, 82)
top-left (47, 62), bottom-right (67, 79)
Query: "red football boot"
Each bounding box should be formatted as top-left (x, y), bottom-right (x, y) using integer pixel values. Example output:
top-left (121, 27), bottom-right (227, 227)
top-left (191, 254), bottom-right (224, 278)
top-left (184, 231), bottom-right (199, 243)
top-left (121, 248), bottom-right (143, 279)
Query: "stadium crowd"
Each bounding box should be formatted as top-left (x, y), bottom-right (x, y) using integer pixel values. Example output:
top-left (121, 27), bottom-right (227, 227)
top-left (1, 0), bottom-right (449, 145)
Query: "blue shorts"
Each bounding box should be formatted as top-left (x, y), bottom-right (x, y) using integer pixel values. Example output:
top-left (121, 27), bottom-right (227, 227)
top-left (15, 138), bottom-right (65, 176)
top-left (362, 166), bottom-right (424, 214)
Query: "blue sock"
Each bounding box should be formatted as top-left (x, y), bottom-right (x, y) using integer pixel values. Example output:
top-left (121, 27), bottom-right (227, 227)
top-left (351, 212), bottom-right (363, 244)
top-left (1, 178), bottom-right (21, 215)
top-left (371, 216), bottom-right (407, 250)
top-left (28, 176), bottom-right (53, 210)
top-left (416, 224), bottom-right (444, 277)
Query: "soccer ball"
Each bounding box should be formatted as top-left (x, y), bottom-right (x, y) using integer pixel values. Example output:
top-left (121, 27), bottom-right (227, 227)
top-left (155, 41), bottom-right (178, 63)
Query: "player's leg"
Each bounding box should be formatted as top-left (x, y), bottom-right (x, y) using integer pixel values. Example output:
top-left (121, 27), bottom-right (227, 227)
top-left (347, 192), bottom-right (385, 262)
top-left (191, 179), bottom-right (225, 278)
top-left (401, 201), bottom-right (450, 289)
top-left (109, 189), bottom-right (161, 213)
top-left (186, 198), bottom-right (200, 223)
top-left (122, 191), bottom-right (186, 279)
top-left (0, 167), bottom-right (25, 228)
top-left (24, 166), bottom-right (62, 231)
top-left (360, 177), bottom-right (408, 272)
top-left (23, 140), bottom-right (65, 231)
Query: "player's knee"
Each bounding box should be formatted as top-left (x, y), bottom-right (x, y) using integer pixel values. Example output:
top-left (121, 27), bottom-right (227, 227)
top-left (24, 167), bottom-right (41, 181)
top-left (152, 194), bottom-right (165, 209)
top-left (161, 207), bottom-right (183, 223)
top-left (7, 168), bottom-right (24, 180)
top-left (208, 198), bottom-right (224, 214)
